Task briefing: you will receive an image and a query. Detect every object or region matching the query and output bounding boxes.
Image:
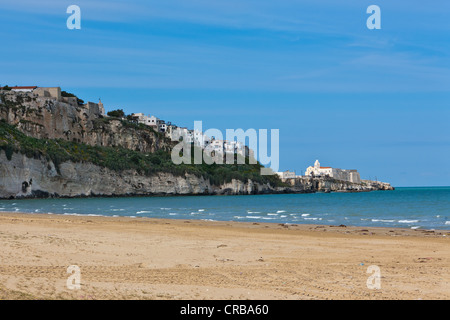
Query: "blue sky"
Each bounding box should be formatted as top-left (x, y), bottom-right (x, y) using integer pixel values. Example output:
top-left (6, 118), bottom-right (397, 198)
top-left (1, 0), bottom-right (449, 186)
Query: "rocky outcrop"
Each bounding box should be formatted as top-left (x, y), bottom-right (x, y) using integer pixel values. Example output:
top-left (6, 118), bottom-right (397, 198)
top-left (0, 151), bottom-right (278, 199)
top-left (0, 91), bottom-right (172, 153)
top-left (280, 176), bottom-right (394, 193)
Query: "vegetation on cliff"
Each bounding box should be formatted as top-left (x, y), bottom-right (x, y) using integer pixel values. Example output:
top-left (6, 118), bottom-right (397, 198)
top-left (0, 119), bottom-right (283, 187)
top-left (106, 109), bottom-right (125, 118)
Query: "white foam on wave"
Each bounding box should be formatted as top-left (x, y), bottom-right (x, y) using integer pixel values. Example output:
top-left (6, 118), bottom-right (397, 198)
top-left (304, 217), bottom-right (322, 221)
top-left (169, 213), bottom-right (178, 216)
top-left (136, 211), bottom-right (152, 214)
top-left (280, 215), bottom-right (287, 218)
top-left (267, 213), bottom-right (278, 216)
top-left (372, 219), bottom-right (395, 223)
top-left (262, 217), bottom-right (276, 220)
top-left (198, 209), bottom-right (205, 212)
top-left (247, 211), bottom-right (261, 214)
top-left (245, 216), bottom-right (262, 219)
top-left (398, 220), bottom-right (419, 223)
top-left (445, 221), bottom-right (450, 225)
top-left (411, 226), bottom-right (421, 229)
top-left (276, 210), bottom-right (286, 214)
top-left (301, 214), bottom-right (310, 217)
top-left (63, 212), bottom-right (105, 217)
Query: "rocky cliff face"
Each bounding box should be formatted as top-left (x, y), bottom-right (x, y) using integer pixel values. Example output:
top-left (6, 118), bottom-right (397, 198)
top-left (0, 91), bottom-right (172, 153)
top-left (0, 150), bottom-right (392, 199)
top-left (0, 152), bottom-right (278, 199)
top-left (282, 176), bottom-right (394, 193)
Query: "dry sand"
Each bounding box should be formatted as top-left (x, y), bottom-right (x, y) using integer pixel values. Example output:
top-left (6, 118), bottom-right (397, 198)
top-left (0, 212), bottom-right (449, 300)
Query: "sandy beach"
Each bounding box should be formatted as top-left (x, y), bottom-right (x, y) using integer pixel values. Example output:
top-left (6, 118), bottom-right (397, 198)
top-left (0, 212), bottom-right (448, 300)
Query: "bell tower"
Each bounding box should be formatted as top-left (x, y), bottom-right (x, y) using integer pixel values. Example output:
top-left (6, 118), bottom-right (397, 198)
top-left (314, 159), bottom-right (320, 169)
top-left (98, 98), bottom-right (105, 116)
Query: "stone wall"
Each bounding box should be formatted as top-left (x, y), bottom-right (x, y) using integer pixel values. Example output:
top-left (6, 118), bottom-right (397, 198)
top-left (33, 87), bottom-right (61, 100)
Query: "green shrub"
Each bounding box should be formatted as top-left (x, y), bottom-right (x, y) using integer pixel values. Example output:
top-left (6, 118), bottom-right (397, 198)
top-left (107, 109), bottom-right (125, 118)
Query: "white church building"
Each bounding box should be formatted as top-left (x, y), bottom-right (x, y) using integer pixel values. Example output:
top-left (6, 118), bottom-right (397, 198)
top-left (305, 160), bottom-right (361, 184)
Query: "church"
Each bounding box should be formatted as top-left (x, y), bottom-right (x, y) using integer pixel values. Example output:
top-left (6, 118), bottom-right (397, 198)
top-left (305, 160), bottom-right (361, 184)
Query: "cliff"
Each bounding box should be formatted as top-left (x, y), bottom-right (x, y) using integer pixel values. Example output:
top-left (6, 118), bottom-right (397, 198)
top-left (0, 89), bottom-right (393, 199)
top-left (0, 90), bottom-right (172, 153)
top-left (0, 148), bottom-right (392, 199)
top-left (0, 152), bottom-right (279, 199)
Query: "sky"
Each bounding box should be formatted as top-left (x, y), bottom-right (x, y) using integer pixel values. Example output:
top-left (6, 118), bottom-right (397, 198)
top-left (1, 0), bottom-right (449, 186)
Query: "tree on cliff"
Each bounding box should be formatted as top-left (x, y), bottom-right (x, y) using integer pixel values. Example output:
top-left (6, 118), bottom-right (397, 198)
top-left (107, 109), bottom-right (125, 118)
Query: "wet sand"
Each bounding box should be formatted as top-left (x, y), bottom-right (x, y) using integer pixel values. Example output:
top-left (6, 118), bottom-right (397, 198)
top-left (0, 212), bottom-right (449, 300)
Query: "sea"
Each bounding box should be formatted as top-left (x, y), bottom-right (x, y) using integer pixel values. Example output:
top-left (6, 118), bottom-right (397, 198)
top-left (0, 187), bottom-right (449, 230)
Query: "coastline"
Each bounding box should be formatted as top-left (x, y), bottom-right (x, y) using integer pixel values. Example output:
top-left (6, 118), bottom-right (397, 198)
top-left (0, 211), bottom-right (449, 300)
top-left (0, 186), bottom-right (388, 200)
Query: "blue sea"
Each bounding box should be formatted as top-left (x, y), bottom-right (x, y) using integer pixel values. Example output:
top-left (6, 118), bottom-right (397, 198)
top-left (0, 187), bottom-right (449, 230)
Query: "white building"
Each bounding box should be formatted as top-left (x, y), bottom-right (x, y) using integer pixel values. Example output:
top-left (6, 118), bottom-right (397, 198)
top-left (192, 129), bottom-right (210, 148)
top-left (131, 113), bottom-right (169, 132)
top-left (305, 160), bottom-right (361, 184)
top-left (224, 140), bottom-right (249, 158)
top-left (276, 170), bottom-right (296, 179)
top-left (130, 113), bottom-right (146, 123)
top-left (166, 125), bottom-right (178, 141)
top-left (157, 119), bottom-right (167, 133)
top-left (167, 126), bottom-right (193, 143)
top-left (207, 139), bottom-right (225, 154)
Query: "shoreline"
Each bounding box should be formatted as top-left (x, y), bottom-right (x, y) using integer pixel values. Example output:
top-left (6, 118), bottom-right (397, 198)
top-left (0, 211), bottom-right (449, 300)
top-left (0, 211), bottom-right (449, 236)
top-left (0, 187), bottom-right (386, 201)
top-left (0, 208), bottom-right (448, 233)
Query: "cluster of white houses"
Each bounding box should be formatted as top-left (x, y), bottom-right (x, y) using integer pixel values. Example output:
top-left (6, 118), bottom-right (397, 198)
top-left (276, 160), bottom-right (362, 184)
top-left (130, 113), bottom-right (251, 158)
